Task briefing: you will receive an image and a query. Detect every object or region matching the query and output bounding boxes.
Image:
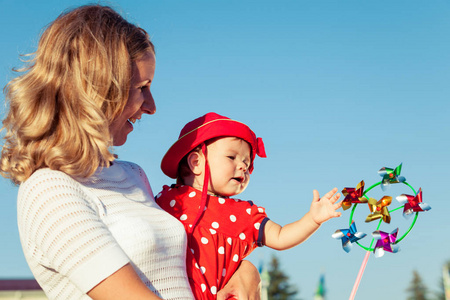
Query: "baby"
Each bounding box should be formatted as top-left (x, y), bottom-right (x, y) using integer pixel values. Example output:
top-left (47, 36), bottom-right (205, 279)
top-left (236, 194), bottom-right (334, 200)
top-left (156, 112), bottom-right (342, 300)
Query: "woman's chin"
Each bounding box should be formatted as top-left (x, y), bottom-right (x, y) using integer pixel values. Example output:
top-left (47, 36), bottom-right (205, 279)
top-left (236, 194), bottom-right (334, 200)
top-left (112, 124), bottom-right (133, 146)
top-left (112, 134), bottom-right (129, 146)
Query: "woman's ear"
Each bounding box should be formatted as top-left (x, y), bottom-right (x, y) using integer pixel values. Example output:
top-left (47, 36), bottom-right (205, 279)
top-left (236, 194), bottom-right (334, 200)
top-left (187, 151), bottom-right (204, 176)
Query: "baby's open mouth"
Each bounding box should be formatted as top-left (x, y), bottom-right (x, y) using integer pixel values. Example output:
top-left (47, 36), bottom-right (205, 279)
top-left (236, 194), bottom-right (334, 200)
top-left (232, 177), bottom-right (243, 183)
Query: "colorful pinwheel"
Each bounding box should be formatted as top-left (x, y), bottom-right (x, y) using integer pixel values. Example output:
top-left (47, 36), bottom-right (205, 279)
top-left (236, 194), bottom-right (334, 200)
top-left (341, 180), bottom-right (367, 210)
top-left (365, 196), bottom-right (392, 223)
top-left (372, 228), bottom-right (400, 258)
top-left (378, 163), bottom-right (406, 191)
top-left (332, 221), bottom-right (367, 253)
top-left (396, 188), bottom-right (431, 217)
top-left (333, 164), bottom-right (428, 300)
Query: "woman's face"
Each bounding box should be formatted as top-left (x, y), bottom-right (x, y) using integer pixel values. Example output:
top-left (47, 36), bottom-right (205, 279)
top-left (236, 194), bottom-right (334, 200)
top-left (109, 52), bottom-right (156, 146)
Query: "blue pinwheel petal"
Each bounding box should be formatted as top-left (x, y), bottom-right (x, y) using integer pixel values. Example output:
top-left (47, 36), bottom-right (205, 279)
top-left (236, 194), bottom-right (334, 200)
top-left (342, 239), bottom-right (352, 253)
top-left (419, 203), bottom-right (431, 211)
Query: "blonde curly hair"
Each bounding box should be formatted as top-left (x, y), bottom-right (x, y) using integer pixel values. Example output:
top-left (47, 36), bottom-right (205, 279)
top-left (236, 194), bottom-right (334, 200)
top-left (1, 5), bottom-right (154, 184)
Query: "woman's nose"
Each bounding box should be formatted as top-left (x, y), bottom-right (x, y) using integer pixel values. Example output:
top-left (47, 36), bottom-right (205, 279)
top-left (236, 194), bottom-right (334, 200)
top-left (142, 90), bottom-right (156, 115)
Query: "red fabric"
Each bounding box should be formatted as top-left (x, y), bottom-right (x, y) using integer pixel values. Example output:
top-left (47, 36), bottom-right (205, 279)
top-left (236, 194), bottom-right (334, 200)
top-left (156, 185), bottom-right (269, 300)
top-left (161, 112), bottom-right (266, 179)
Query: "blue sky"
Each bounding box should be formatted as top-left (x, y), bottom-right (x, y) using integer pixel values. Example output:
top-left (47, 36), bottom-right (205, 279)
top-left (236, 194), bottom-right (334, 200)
top-left (1, 1), bottom-right (449, 299)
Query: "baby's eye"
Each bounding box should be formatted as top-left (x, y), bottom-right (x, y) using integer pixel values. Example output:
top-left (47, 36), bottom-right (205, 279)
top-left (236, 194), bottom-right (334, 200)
top-left (227, 156), bottom-right (235, 160)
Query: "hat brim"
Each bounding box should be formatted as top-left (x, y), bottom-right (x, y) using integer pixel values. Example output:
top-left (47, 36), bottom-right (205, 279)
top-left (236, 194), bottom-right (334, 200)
top-left (161, 119), bottom-right (259, 179)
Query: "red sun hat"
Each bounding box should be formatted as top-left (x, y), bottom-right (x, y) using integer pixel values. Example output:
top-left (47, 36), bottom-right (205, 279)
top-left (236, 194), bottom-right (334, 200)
top-left (161, 112), bottom-right (266, 179)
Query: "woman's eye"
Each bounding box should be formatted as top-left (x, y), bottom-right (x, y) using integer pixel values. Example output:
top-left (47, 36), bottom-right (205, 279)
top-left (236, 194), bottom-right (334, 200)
top-left (139, 84), bottom-right (150, 91)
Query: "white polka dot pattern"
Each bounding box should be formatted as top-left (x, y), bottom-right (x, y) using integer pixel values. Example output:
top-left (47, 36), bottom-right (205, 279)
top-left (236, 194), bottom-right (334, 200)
top-left (155, 184), bottom-right (268, 299)
top-left (211, 286), bottom-right (217, 295)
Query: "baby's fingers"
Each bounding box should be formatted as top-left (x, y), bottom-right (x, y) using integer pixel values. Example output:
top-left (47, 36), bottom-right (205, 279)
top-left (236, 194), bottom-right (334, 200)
top-left (322, 188), bottom-right (339, 200)
top-left (334, 199), bottom-right (343, 212)
top-left (333, 211), bottom-right (342, 218)
top-left (312, 189), bottom-right (320, 202)
top-left (330, 192), bottom-right (341, 204)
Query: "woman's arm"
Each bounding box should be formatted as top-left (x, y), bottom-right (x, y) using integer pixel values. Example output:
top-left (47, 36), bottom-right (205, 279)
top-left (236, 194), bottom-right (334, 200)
top-left (217, 260), bottom-right (261, 300)
top-left (87, 264), bottom-right (161, 300)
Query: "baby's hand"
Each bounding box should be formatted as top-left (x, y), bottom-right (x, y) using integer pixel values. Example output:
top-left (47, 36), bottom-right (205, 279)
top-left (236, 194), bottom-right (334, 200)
top-left (310, 188), bottom-right (342, 225)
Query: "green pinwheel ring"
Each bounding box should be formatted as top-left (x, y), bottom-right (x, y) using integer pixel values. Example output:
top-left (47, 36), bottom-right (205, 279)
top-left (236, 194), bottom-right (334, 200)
top-left (333, 163), bottom-right (431, 254)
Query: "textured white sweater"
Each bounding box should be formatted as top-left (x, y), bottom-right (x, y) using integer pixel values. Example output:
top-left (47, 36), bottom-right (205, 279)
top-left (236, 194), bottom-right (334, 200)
top-left (17, 161), bottom-right (194, 300)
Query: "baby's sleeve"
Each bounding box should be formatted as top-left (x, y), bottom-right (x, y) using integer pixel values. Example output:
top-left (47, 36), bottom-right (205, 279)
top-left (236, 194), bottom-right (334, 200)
top-left (17, 170), bottom-right (130, 293)
top-left (245, 201), bottom-right (270, 247)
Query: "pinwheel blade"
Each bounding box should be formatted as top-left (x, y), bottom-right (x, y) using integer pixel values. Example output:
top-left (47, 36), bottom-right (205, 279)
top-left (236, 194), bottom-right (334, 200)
top-left (332, 221), bottom-right (366, 252)
top-left (374, 248), bottom-right (385, 258)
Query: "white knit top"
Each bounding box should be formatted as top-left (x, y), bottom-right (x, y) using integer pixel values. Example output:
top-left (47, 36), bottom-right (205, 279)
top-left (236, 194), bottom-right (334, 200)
top-left (17, 160), bottom-right (194, 300)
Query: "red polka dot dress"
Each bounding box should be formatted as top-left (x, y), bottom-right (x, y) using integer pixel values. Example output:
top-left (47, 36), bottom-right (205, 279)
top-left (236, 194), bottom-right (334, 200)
top-left (156, 184), bottom-right (269, 300)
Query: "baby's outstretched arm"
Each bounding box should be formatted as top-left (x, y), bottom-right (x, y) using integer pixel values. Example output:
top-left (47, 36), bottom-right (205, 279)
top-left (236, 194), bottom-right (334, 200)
top-left (263, 188), bottom-right (342, 251)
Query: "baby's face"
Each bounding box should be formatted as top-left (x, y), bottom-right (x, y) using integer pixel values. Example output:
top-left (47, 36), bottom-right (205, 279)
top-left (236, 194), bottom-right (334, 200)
top-left (206, 137), bottom-right (251, 197)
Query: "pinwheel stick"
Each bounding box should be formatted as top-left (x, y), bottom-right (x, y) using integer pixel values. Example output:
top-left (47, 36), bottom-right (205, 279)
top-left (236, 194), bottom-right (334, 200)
top-left (349, 218), bottom-right (382, 300)
top-left (349, 251), bottom-right (370, 300)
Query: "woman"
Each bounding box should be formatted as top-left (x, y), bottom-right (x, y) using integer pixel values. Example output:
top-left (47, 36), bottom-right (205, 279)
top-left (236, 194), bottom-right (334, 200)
top-left (1, 5), bottom-right (260, 300)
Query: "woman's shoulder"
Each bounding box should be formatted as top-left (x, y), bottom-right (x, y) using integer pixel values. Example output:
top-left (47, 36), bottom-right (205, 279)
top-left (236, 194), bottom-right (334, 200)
top-left (106, 160), bottom-right (149, 183)
top-left (114, 160), bottom-right (145, 174)
top-left (17, 168), bottom-right (90, 212)
top-left (16, 168), bottom-right (95, 232)
top-left (19, 168), bottom-right (78, 193)
top-left (105, 160), bottom-right (153, 194)
top-left (17, 161), bottom-right (149, 199)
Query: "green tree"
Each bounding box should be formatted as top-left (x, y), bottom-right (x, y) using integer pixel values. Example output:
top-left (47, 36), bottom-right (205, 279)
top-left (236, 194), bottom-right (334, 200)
top-left (267, 255), bottom-right (298, 300)
top-left (406, 270), bottom-right (429, 300)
